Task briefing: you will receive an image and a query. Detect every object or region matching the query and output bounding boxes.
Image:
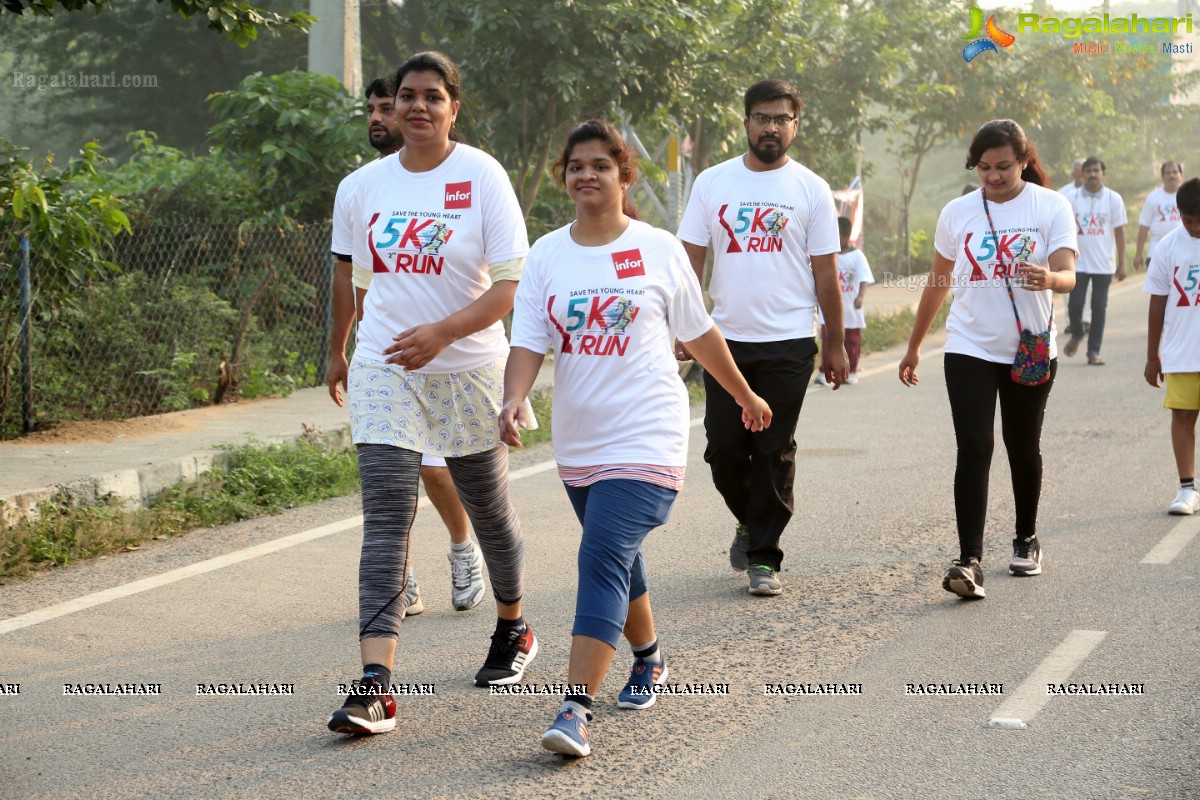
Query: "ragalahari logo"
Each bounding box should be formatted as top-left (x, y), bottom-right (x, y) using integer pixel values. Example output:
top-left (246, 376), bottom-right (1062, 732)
top-left (962, 7), bottom-right (1016, 62)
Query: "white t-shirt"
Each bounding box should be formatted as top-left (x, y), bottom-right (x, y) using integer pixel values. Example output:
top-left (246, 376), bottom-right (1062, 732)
top-left (1138, 187), bottom-right (1181, 259)
top-left (1071, 186), bottom-right (1127, 274)
top-left (1143, 225), bottom-right (1200, 373)
top-left (677, 155), bottom-right (840, 342)
top-left (334, 145), bottom-right (529, 373)
top-left (1058, 182), bottom-right (1080, 200)
top-left (510, 219), bottom-right (713, 467)
top-left (818, 248), bottom-right (875, 329)
top-left (331, 159), bottom-right (378, 290)
top-left (935, 184), bottom-right (1078, 364)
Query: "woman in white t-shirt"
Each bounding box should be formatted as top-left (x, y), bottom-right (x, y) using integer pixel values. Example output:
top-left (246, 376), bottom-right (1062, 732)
top-left (899, 119), bottom-right (1078, 601)
top-left (501, 120), bottom-right (770, 758)
top-left (1135, 160), bottom-right (1184, 269)
top-left (326, 52), bottom-right (538, 736)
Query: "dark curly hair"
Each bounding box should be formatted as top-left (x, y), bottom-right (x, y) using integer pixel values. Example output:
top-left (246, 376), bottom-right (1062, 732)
top-left (965, 119), bottom-right (1048, 187)
top-left (554, 119), bottom-right (639, 219)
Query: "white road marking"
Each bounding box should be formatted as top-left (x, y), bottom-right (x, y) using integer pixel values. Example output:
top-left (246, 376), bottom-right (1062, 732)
top-left (1140, 516), bottom-right (1200, 565)
top-left (0, 493), bottom-right (441, 635)
top-left (507, 460), bottom-right (558, 481)
top-left (857, 347), bottom-right (945, 381)
top-left (984, 629), bottom-right (1107, 729)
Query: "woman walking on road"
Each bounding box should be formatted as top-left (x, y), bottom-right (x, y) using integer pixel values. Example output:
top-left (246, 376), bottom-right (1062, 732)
top-left (501, 120), bottom-right (770, 757)
top-left (899, 119), bottom-right (1077, 600)
top-left (327, 51), bottom-right (537, 735)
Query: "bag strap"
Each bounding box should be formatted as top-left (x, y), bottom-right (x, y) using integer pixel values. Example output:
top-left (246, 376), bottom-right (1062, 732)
top-left (981, 188), bottom-right (1052, 336)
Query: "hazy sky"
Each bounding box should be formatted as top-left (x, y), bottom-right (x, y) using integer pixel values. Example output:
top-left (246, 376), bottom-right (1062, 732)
top-left (1034, 1), bottom-right (1184, 9)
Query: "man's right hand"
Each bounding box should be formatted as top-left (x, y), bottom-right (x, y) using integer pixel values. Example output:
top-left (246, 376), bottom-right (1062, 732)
top-left (327, 352), bottom-right (349, 407)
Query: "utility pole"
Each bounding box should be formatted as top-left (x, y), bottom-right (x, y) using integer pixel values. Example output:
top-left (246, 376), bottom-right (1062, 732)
top-left (308, 0), bottom-right (362, 96)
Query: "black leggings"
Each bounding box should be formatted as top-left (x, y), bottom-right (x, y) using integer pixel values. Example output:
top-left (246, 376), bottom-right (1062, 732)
top-left (356, 443), bottom-right (524, 639)
top-left (943, 354), bottom-right (1057, 562)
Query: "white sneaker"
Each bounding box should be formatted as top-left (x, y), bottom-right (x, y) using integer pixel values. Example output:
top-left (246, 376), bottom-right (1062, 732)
top-left (845, 373), bottom-right (859, 385)
top-left (1167, 487), bottom-right (1200, 515)
top-left (448, 543), bottom-right (485, 610)
top-left (813, 373), bottom-right (828, 386)
top-left (403, 572), bottom-right (424, 616)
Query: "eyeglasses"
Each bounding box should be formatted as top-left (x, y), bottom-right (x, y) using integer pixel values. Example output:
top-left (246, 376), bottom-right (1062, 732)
top-left (749, 112), bottom-right (796, 127)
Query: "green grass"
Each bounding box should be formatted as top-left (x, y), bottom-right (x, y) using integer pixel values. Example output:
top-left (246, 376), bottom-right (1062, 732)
top-left (0, 438), bottom-right (361, 582)
top-left (860, 298), bottom-right (952, 356)
top-left (516, 387), bottom-right (554, 448)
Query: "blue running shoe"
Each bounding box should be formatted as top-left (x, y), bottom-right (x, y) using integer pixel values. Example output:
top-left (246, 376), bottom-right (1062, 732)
top-left (617, 657), bottom-right (669, 710)
top-left (540, 704), bottom-right (591, 757)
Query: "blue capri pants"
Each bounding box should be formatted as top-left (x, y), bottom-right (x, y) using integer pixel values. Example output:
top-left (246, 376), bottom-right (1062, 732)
top-left (563, 479), bottom-right (678, 648)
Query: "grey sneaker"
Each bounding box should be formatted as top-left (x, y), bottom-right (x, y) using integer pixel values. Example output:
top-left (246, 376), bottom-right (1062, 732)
top-left (448, 544), bottom-right (485, 611)
top-left (1009, 537), bottom-right (1043, 577)
top-left (943, 558), bottom-right (985, 599)
top-left (748, 565), bottom-right (782, 596)
top-left (729, 523), bottom-right (750, 571)
top-left (403, 571), bottom-right (424, 616)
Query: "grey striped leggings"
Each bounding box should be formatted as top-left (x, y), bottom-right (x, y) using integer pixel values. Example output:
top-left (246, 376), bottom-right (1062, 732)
top-left (356, 443), bottom-right (524, 639)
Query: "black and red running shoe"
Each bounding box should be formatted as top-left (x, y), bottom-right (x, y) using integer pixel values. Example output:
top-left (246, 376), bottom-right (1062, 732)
top-left (327, 679), bottom-right (396, 735)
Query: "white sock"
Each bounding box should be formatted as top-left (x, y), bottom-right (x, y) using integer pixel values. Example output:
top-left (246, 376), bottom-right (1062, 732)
top-left (450, 539), bottom-right (474, 554)
top-left (561, 696), bottom-right (593, 720)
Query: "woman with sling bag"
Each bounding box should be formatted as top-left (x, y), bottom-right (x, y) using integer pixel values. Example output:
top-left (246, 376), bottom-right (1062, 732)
top-left (898, 119), bottom-right (1077, 600)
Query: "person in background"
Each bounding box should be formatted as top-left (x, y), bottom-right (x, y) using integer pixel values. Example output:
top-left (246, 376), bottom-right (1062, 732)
top-left (503, 119), bottom-right (770, 758)
top-left (1063, 156), bottom-right (1126, 366)
top-left (1058, 158), bottom-right (1085, 198)
top-left (1134, 160), bottom-right (1184, 270)
top-left (1143, 177), bottom-right (1200, 516)
top-left (900, 119), bottom-right (1077, 600)
top-left (816, 216), bottom-right (874, 386)
top-left (1059, 158), bottom-right (1088, 324)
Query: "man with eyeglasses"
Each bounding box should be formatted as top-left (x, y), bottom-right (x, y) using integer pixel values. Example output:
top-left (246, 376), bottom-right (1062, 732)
top-left (677, 78), bottom-right (846, 597)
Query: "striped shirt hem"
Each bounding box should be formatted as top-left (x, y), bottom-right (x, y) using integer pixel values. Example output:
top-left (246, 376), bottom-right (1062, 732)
top-left (558, 464), bottom-right (685, 491)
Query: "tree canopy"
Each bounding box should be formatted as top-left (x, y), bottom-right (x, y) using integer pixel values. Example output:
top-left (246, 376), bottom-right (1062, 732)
top-left (0, 0), bottom-right (313, 45)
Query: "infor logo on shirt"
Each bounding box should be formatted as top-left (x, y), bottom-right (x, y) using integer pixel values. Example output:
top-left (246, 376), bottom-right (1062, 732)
top-left (445, 182), bottom-right (472, 209)
top-left (611, 249), bottom-right (646, 279)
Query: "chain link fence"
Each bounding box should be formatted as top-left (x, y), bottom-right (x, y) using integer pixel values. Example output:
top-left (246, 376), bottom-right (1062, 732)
top-left (2, 220), bottom-right (335, 439)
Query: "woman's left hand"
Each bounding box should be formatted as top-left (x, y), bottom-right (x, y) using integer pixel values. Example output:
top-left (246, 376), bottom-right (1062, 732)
top-left (1016, 264), bottom-right (1053, 292)
top-left (739, 393), bottom-right (772, 432)
top-left (383, 322), bottom-right (454, 369)
top-left (499, 399), bottom-right (525, 447)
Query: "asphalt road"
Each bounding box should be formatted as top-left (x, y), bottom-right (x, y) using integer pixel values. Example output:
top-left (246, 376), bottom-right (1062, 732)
top-left (2, 278), bottom-right (1197, 800)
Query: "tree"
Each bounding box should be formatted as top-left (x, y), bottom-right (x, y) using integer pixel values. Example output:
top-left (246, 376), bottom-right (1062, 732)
top-left (206, 69), bottom-right (363, 220)
top-left (0, 2), bottom-right (309, 159)
top-left (1, 139), bottom-right (130, 436)
top-left (0, 0), bottom-right (313, 46)
top-left (1, 140), bottom-right (130, 303)
top-left (874, 1), bottom-right (1012, 269)
top-left (99, 131), bottom-right (261, 224)
top-left (420, 0), bottom-right (708, 218)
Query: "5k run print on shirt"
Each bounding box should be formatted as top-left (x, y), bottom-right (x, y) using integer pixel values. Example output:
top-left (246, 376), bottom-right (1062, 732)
top-left (962, 230), bottom-right (1037, 281)
top-left (546, 289), bottom-right (643, 357)
top-left (368, 211), bottom-right (460, 275)
top-left (716, 203), bottom-right (791, 253)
